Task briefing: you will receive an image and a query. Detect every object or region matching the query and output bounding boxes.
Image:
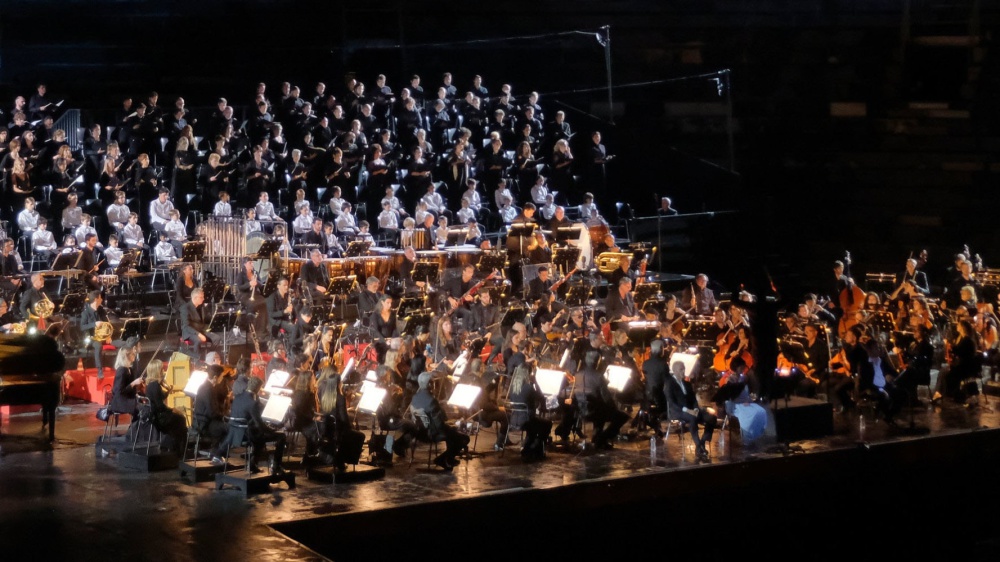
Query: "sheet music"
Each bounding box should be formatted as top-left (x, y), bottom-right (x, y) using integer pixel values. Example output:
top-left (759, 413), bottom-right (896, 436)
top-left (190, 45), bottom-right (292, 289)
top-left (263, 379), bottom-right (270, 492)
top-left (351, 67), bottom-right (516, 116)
top-left (534, 368), bottom-right (565, 397)
top-left (261, 394), bottom-right (291, 423)
top-left (264, 370), bottom-right (292, 394)
top-left (357, 386), bottom-right (387, 414)
top-left (183, 370), bottom-right (208, 397)
top-left (604, 365), bottom-right (632, 392)
top-left (447, 383), bottom-right (481, 409)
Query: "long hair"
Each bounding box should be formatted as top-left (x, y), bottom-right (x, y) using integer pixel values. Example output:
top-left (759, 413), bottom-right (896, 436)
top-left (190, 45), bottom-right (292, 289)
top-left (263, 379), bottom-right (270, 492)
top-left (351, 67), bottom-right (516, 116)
top-left (144, 360), bottom-right (164, 384)
top-left (510, 364), bottom-right (531, 396)
top-left (319, 375), bottom-right (341, 414)
top-left (114, 347), bottom-right (135, 370)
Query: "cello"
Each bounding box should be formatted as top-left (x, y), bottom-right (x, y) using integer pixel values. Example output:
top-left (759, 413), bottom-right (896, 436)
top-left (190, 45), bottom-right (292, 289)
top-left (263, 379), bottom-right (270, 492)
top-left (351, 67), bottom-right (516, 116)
top-left (837, 251), bottom-right (865, 338)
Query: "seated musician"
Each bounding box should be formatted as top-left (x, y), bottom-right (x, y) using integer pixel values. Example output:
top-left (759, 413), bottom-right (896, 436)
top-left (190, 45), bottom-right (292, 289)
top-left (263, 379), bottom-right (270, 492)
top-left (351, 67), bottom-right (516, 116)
top-left (180, 288), bottom-right (219, 357)
top-left (283, 365), bottom-right (321, 461)
top-left (300, 249), bottom-right (330, 298)
top-left (444, 263), bottom-right (478, 327)
top-left (593, 233), bottom-right (617, 257)
top-left (666, 354), bottom-right (717, 461)
top-left (804, 293), bottom-right (836, 327)
top-left (108, 346), bottom-right (143, 419)
top-left (144, 359), bottom-right (187, 454)
top-left (779, 312), bottom-right (804, 340)
top-left (174, 262), bottom-right (199, 311)
top-left (857, 331), bottom-right (901, 424)
top-left (267, 339), bottom-right (290, 376)
top-left (605, 277), bottom-right (640, 325)
top-left (227, 375), bottom-right (287, 475)
top-left (402, 371), bottom-right (471, 471)
top-left (794, 323), bottom-right (828, 398)
top-left (526, 231), bottom-right (551, 264)
top-left (933, 318), bottom-right (979, 405)
top-left (370, 295), bottom-right (400, 341)
top-left (31, 218), bottom-right (57, 262)
top-left (77, 233), bottom-right (104, 291)
top-left (430, 316), bottom-right (463, 374)
top-left (79, 290), bottom-right (108, 377)
top-left (506, 364), bottom-right (552, 459)
top-left (893, 324), bottom-right (934, 405)
top-left (19, 273), bottom-right (46, 322)
top-left (266, 277), bottom-right (296, 338)
top-left (357, 276), bottom-right (382, 319)
top-left (608, 253), bottom-right (633, 287)
top-left (470, 289), bottom-right (504, 364)
top-left (577, 349), bottom-right (629, 449)
top-left (317, 367), bottom-right (367, 471)
top-left (892, 258), bottom-right (930, 298)
top-left (301, 217), bottom-right (327, 255)
top-left (235, 257), bottom-right (268, 335)
top-left (289, 308), bottom-right (313, 354)
top-left (398, 246), bottom-right (425, 292)
top-left (192, 365), bottom-right (229, 464)
top-left (548, 204), bottom-right (573, 231)
top-left (681, 273), bottom-right (718, 317)
top-left (0, 299), bottom-right (21, 333)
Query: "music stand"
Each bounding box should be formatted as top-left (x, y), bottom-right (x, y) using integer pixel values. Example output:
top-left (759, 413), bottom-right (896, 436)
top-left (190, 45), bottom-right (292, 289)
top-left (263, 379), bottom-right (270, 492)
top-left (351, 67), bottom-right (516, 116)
top-left (397, 296), bottom-right (425, 318)
top-left (564, 284), bottom-right (592, 307)
top-left (60, 291), bottom-right (87, 317)
top-left (264, 370), bottom-right (293, 396)
top-left (202, 277), bottom-right (228, 304)
top-left (413, 260), bottom-right (440, 285)
top-left (682, 320), bottom-right (717, 345)
top-left (445, 228), bottom-right (468, 247)
top-left (626, 321), bottom-right (660, 350)
top-left (477, 252), bottom-right (506, 276)
top-left (401, 311), bottom-right (433, 336)
top-left (868, 311), bottom-right (896, 335)
top-left (327, 275), bottom-right (358, 319)
top-left (604, 364), bottom-right (633, 393)
top-left (113, 249), bottom-right (140, 278)
top-left (447, 383), bottom-right (483, 448)
top-left (52, 250), bottom-right (80, 271)
top-left (507, 222), bottom-right (536, 261)
top-left (209, 310), bottom-right (240, 361)
top-left (120, 316), bottom-right (152, 342)
top-left (634, 283), bottom-right (661, 308)
top-left (181, 240), bottom-right (206, 263)
top-left (183, 370), bottom-right (209, 398)
top-left (500, 306), bottom-right (528, 334)
top-left (344, 240), bottom-right (371, 258)
top-left (552, 246), bottom-right (581, 274)
top-left (262, 394), bottom-right (292, 424)
top-left (253, 239), bottom-right (281, 260)
top-left (555, 225), bottom-right (580, 244)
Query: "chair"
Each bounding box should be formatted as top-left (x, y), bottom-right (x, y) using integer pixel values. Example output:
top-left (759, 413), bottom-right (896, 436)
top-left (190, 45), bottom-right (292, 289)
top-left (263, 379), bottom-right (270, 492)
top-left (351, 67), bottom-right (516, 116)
top-left (220, 416), bottom-right (254, 474)
top-left (100, 385), bottom-right (125, 442)
top-left (500, 401), bottom-right (530, 458)
top-left (407, 407), bottom-right (444, 469)
top-left (129, 395), bottom-right (162, 454)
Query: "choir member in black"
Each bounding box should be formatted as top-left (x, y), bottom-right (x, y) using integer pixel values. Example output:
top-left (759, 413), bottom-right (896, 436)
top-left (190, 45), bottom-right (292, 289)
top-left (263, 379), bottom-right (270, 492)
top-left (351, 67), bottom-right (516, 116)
top-left (194, 365), bottom-right (230, 463)
top-left (406, 371), bottom-right (470, 471)
top-left (478, 136), bottom-right (509, 191)
top-left (357, 276), bottom-right (382, 319)
top-left (28, 84), bottom-right (56, 121)
top-left (266, 277), bottom-right (296, 337)
top-left (133, 153), bottom-right (160, 208)
top-left (300, 249), bottom-right (330, 298)
top-left (181, 288), bottom-right (219, 356)
top-left (144, 360), bottom-right (187, 454)
top-left (680, 273), bottom-right (718, 317)
top-left (324, 147), bottom-right (353, 202)
top-left (227, 375), bottom-right (287, 474)
top-left (894, 325), bottom-right (934, 406)
top-left (79, 289), bottom-right (110, 377)
top-left (317, 367), bottom-right (366, 470)
top-left (506, 364), bottom-right (552, 459)
top-left (201, 152), bottom-right (231, 203)
top-left (108, 346), bottom-right (142, 418)
top-left (444, 263), bottom-right (478, 327)
top-left (244, 146), bottom-right (273, 202)
top-left (666, 354), bottom-right (717, 461)
top-left (0, 299), bottom-right (20, 333)
top-left (585, 131), bottom-right (610, 205)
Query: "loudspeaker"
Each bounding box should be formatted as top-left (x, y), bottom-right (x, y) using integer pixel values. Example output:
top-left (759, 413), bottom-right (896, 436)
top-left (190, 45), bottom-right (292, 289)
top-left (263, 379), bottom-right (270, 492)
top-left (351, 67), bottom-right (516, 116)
top-left (773, 396), bottom-right (833, 442)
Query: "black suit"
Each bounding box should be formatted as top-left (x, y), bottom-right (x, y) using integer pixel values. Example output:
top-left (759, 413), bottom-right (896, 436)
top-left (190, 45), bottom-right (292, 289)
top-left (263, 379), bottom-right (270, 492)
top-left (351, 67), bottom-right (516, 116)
top-left (181, 301), bottom-right (218, 355)
top-left (300, 260), bottom-right (330, 295)
top-left (893, 269), bottom-right (930, 297)
top-left (227, 391), bottom-right (286, 471)
top-left (665, 375), bottom-right (717, 451)
top-left (406, 388), bottom-right (469, 465)
top-left (266, 289), bottom-right (295, 335)
top-left (605, 289), bottom-right (636, 323)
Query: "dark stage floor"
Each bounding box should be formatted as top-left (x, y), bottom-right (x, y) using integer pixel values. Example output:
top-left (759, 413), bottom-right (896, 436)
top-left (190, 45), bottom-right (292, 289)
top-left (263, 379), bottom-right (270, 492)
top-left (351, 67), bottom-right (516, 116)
top-left (3, 378), bottom-right (1000, 561)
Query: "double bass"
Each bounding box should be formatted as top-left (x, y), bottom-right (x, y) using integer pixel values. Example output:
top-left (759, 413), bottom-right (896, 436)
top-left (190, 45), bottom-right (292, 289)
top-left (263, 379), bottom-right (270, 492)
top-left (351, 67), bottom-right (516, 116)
top-left (837, 251), bottom-right (865, 338)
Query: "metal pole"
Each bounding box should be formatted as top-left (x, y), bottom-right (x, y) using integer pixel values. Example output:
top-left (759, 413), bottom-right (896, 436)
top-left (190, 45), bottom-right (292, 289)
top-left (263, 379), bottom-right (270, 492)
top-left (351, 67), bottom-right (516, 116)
top-left (602, 25), bottom-right (614, 125)
top-left (724, 70), bottom-right (735, 173)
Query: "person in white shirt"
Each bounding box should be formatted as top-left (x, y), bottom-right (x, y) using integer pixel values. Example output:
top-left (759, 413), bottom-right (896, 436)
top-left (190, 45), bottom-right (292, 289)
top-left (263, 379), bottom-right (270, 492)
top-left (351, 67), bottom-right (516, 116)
top-left (292, 205), bottom-right (313, 236)
top-left (122, 213), bottom-right (146, 249)
top-left (539, 193), bottom-right (557, 222)
top-left (213, 190), bottom-right (232, 217)
top-left (494, 179), bottom-right (513, 210)
top-left (245, 208), bottom-right (262, 235)
top-left (164, 209), bottom-right (187, 256)
top-left (255, 191), bottom-right (278, 222)
top-left (62, 193), bottom-right (83, 232)
top-left (336, 202), bottom-right (359, 235)
top-left (456, 197), bottom-right (475, 225)
top-left (414, 201), bottom-right (431, 226)
top-left (466, 218), bottom-right (483, 247)
top-left (104, 234), bottom-right (124, 270)
top-left (17, 197), bottom-right (40, 235)
top-left (272, 224), bottom-right (298, 258)
top-left (531, 175), bottom-right (554, 206)
top-left (154, 233), bottom-right (178, 264)
top-left (355, 221), bottom-right (375, 244)
top-left (377, 200), bottom-right (399, 232)
top-left (434, 215), bottom-right (450, 247)
top-left (380, 186), bottom-right (408, 218)
top-left (106, 190), bottom-right (131, 232)
top-left (75, 214), bottom-right (102, 249)
top-left (462, 179), bottom-right (482, 214)
top-left (292, 188), bottom-right (311, 216)
top-left (577, 192), bottom-right (599, 221)
top-left (399, 217), bottom-right (416, 249)
top-left (327, 187), bottom-right (345, 219)
top-left (149, 188), bottom-right (174, 233)
top-left (420, 183), bottom-right (445, 216)
top-left (323, 222), bottom-right (343, 257)
top-left (498, 195), bottom-right (518, 224)
top-left (31, 219), bottom-right (57, 260)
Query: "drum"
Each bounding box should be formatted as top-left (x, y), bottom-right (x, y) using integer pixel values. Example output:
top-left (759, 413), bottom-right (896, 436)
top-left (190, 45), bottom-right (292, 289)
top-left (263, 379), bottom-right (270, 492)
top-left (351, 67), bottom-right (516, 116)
top-left (416, 250), bottom-right (448, 272)
top-left (247, 231), bottom-right (271, 281)
top-left (588, 222), bottom-right (610, 252)
top-left (358, 256), bottom-right (391, 283)
top-left (324, 258), bottom-right (352, 279)
top-left (448, 245), bottom-right (482, 269)
top-left (284, 258), bottom-right (307, 286)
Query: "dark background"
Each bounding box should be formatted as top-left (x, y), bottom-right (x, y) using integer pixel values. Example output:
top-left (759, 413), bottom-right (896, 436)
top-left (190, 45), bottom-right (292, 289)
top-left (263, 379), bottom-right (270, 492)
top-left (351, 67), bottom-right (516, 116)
top-left (3, 0), bottom-right (999, 302)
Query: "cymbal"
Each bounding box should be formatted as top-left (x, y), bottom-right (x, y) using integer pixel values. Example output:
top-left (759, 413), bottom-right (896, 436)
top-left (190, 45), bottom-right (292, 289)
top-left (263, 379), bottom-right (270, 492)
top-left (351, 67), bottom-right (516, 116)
top-left (41, 269), bottom-right (84, 277)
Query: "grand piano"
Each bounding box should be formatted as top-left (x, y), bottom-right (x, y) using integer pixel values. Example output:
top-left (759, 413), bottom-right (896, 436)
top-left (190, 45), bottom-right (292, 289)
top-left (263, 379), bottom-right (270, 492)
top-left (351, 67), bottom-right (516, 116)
top-left (0, 335), bottom-right (66, 442)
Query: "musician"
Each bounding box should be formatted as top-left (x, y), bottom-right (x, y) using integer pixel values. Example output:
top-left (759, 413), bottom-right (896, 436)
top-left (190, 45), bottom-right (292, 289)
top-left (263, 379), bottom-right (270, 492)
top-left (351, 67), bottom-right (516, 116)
top-left (370, 295), bottom-right (400, 340)
top-left (605, 277), bottom-right (639, 323)
top-left (302, 217), bottom-right (328, 255)
top-left (942, 259), bottom-right (980, 311)
top-left (528, 265), bottom-right (555, 304)
top-left (397, 246), bottom-right (423, 292)
top-left (892, 258), bottom-right (930, 299)
top-left (357, 276), bottom-right (382, 318)
top-left (804, 293), bottom-right (837, 328)
top-left (76, 234), bottom-right (103, 290)
top-left (301, 249), bottom-right (330, 297)
top-left (575, 349), bottom-right (628, 449)
top-left (593, 233), bottom-right (617, 257)
top-left (681, 274), bottom-right (718, 317)
top-left (289, 308), bottom-right (314, 354)
top-left (227, 375), bottom-right (287, 475)
top-left (666, 355), bottom-right (717, 461)
top-left (79, 290), bottom-right (109, 376)
top-left (792, 323), bottom-right (828, 398)
top-left (857, 332), bottom-right (901, 424)
top-left (608, 254), bottom-right (633, 287)
top-left (236, 258), bottom-right (268, 335)
top-left (444, 263), bottom-right (478, 326)
top-left (406, 371), bottom-right (471, 471)
top-left (266, 277), bottom-right (296, 337)
top-left (108, 347), bottom-right (142, 418)
top-left (181, 288), bottom-right (219, 357)
top-left (0, 299), bottom-right (21, 332)
top-left (658, 197), bottom-right (679, 216)
top-left (894, 324), bottom-right (934, 405)
top-left (173, 263), bottom-right (198, 311)
top-left (192, 365), bottom-right (230, 464)
top-left (933, 318), bottom-right (980, 405)
top-left (1, 238), bottom-right (23, 286)
top-left (144, 360), bottom-right (188, 454)
top-left (316, 367), bottom-right (367, 471)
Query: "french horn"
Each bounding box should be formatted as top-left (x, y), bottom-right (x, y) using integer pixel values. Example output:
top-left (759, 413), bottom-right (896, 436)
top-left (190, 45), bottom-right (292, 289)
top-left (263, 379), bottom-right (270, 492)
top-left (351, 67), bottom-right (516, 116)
top-left (94, 321), bottom-right (114, 342)
top-left (32, 294), bottom-right (55, 319)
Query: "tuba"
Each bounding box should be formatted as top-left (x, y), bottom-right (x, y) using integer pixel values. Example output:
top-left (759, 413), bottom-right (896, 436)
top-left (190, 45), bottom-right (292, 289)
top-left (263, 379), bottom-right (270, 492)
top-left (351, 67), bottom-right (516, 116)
top-left (32, 294), bottom-right (55, 319)
top-left (596, 252), bottom-right (633, 274)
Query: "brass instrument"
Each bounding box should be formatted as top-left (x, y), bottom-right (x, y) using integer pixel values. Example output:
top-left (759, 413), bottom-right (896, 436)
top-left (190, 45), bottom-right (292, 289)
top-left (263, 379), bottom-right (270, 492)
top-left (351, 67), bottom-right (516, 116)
top-left (33, 294), bottom-right (55, 319)
top-left (9, 322), bottom-right (26, 334)
top-left (94, 321), bottom-right (114, 342)
top-left (596, 252), bottom-right (633, 274)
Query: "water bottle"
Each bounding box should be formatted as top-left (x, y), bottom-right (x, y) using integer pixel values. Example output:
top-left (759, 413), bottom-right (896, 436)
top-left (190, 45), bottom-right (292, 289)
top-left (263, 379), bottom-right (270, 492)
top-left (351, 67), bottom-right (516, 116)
top-left (649, 436), bottom-right (657, 460)
top-left (859, 413), bottom-right (866, 433)
top-left (77, 358), bottom-right (84, 375)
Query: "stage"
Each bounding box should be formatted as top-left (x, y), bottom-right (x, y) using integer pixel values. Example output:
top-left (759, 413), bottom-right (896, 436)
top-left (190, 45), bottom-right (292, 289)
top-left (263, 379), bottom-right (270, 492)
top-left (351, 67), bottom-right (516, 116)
top-left (2, 379), bottom-right (1000, 561)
